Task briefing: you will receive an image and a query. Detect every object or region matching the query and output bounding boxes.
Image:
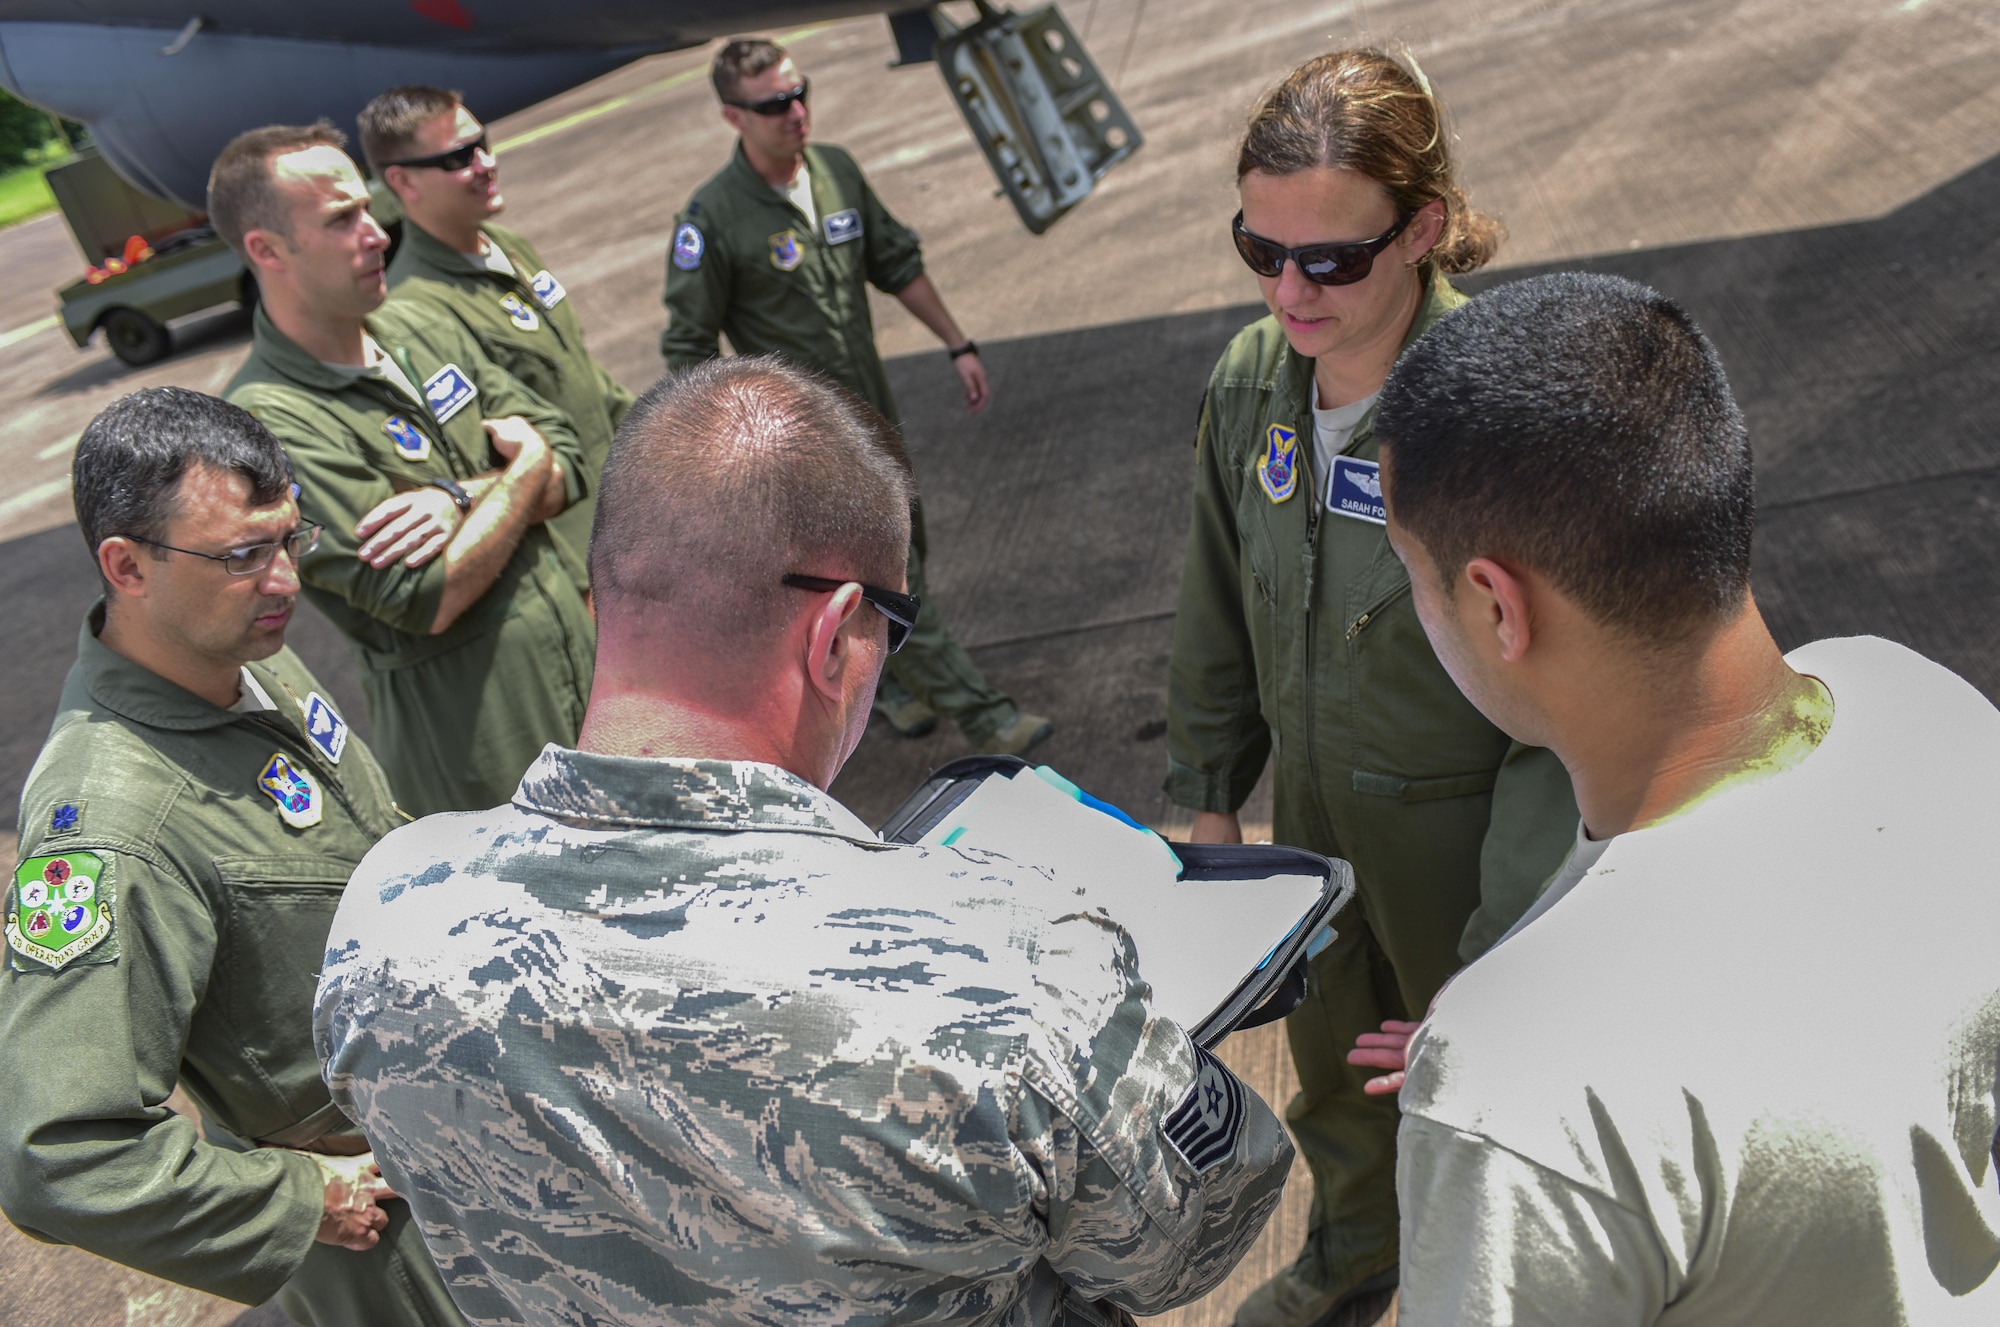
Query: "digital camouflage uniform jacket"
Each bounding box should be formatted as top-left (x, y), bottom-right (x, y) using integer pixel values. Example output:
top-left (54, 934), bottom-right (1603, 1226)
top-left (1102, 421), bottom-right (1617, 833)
top-left (661, 142), bottom-right (925, 424)
top-left (227, 303), bottom-right (596, 816)
top-left (317, 747), bottom-right (1295, 1327)
top-left (1166, 275), bottom-right (1579, 963)
top-left (0, 610), bottom-right (402, 1302)
top-left (387, 219), bottom-right (635, 585)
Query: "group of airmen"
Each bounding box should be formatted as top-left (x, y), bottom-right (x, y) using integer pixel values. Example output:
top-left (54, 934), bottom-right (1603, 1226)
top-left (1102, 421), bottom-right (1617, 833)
top-left (3, 32), bottom-right (1997, 1327)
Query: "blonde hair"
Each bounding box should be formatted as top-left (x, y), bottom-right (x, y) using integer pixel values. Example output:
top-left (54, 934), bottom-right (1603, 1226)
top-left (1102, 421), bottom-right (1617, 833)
top-left (1237, 49), bottom-right (1502, 275)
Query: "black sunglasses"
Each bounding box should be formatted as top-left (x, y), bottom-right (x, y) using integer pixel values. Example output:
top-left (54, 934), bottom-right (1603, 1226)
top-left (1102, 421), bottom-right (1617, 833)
top-left (1231, 209), bottom-right (1413, 286)
top-left (125, 524), bottom-right (322, 577)
top-left (727, 78), bottom-right (810, 117)
top-left (385, 133), bottom-right (490, 173)
top-left (782, 573), bottom-right (918, 653)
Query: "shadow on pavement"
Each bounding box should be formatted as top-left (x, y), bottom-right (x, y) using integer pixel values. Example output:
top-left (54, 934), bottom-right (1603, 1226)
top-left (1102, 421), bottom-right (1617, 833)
top-left (32, 306), bottom-right (254, 399)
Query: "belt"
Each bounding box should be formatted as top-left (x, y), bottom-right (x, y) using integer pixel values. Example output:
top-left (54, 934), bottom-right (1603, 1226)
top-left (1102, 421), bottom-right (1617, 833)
top-left (255, 1100), bottom-right (369, 1155)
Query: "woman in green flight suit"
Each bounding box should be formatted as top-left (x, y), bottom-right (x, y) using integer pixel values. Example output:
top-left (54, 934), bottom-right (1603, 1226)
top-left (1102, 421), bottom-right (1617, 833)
top-left (1165, 51), bottom-right (1579, 1327)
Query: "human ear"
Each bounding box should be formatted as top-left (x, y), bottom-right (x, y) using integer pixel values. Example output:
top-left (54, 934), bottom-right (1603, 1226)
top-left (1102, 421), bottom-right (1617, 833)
top-left (1464, 557), bottom-right (1533, 663)
top-left (243, 228), bottom-right (287, 273)
top-left (801, 583), bottom-right (866, 703)
top-left (720, 105), bottom-right (746, 135)
top-left (98, 537), bottom-right (150, 599)
top-left (1403, 198), bottom-right (1446, 264)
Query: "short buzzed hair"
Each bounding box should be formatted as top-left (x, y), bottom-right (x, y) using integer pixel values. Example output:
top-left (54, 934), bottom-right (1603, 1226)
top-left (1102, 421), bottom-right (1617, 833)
top-left (73, 387), bottom-right (293, 580)
top-left (1378, 273), bottom-right (1755, 646)
top-left (208, 121), bottom-right (348, 257)
top-left (357, 85), bottom-right (462, 173)
top-left (711, 37), bottom-right (788, 104)
top-left (591, 357), bottom-right (912, 653)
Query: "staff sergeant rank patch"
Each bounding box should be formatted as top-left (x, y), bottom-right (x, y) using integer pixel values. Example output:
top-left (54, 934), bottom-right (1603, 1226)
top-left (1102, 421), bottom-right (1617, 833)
top-left (383, 415), bottom-right (430, 463)
top-left (530, 268), bottom-right (567, 310)
top-left (9, 852), bottom-right (112, 970)
top-left (823, 209), bottom-right (863, 245)
top-left (423, 363), bottom-right (478, 424)
top-left (671, 224), bottom-right (705, 271)
top-left (1163, 1046), bottom-right (1245, 1172)
top-left (1259, 423), bottom-right (1300, 503)
top-left (1328, 455), bottom-right (1386, 524)
top-left (499, 292), bottom-right (541, 332)
top-left (768, 229), bottom-right (803, 272)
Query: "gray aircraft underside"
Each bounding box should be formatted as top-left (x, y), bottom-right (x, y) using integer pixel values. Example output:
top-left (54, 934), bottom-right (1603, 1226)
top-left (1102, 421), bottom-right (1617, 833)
top-left (0, 1), bottom-right (1139, 232)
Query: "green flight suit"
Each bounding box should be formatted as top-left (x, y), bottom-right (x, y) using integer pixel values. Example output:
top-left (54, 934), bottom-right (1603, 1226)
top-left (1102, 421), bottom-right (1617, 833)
top-left (1165, 274), bottom-right (1580, 1306)
top-left (0, 607), bottom-right (464, 1327)
top-left (661, 142), bottom-right (1017, 742)
top-left (227, 303), bottom-right (596, 816)
top-left (386, 219), bottom-right (635, 586)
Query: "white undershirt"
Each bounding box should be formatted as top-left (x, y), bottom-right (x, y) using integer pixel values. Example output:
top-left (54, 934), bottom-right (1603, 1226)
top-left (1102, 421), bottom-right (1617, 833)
top-left (361, 334), bottom-right (424, 407)
top-left (1493, 820), bottom-right (1608, 948)
top-left (1312, 391), bottom-right (1378, 503)
top-left (780, 159), bottom-right (818, 229)
top-left (228, 667), bottom-right (276, 714)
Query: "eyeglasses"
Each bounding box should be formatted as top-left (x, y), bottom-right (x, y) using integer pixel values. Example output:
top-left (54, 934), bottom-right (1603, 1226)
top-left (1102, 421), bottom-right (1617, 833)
top-left (782, 573), bottom-right (919, 653)
top-left (385, 133), bottom-right (490, 173)
top-left (124, 525), bottom-right (321, 576)
top-left (727, 79), bottom-right (809, 117)
top-left (1231, 209), bottom-right (1413, 286)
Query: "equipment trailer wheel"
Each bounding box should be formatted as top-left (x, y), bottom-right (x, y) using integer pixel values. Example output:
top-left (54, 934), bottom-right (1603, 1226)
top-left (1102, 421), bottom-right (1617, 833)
top-left (102, 308), bottom-right (172, 366)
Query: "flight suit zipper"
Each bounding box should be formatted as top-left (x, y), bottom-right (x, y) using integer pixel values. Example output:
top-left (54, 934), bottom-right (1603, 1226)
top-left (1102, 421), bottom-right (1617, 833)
top-left (1346, 582), bottom-right (1411, 642)
top-left (1297, 418), bottom-right (1322, 806)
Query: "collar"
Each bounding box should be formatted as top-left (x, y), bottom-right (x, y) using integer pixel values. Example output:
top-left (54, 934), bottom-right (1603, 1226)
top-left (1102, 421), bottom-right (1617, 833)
top-left (513, 745), bottom-right (881, 843)
top-left (399, 219), bottom-right (510, 281)
top-left (75, 600), bottom-right (271, 733)
top-left (250, 304), bottom-right (399, 393)
top-left (1277, 268), bottom-right (1467, 422)
top-left (725, 141), bottom-right (819, 211)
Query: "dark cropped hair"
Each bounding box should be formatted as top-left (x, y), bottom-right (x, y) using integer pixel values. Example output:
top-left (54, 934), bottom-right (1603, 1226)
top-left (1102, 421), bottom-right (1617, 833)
top-left (711, 37), bottom-right (788, 104)
top-left (357, 85), bottom-right (463, 173)
top-left (207, 120), bottom-right (348, 256)
top-left (73, 387), bottom-right (294, 574)
top-left (1377, 273), bottom-right (1755, 645)
top-left (591, 357), bottom-right (912, 653)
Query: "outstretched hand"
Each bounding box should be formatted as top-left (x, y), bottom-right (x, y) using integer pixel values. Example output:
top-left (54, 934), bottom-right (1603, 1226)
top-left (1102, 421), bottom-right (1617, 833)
top-left (307, 1151), bottom-right (398, 1250)
top-left (953, 352), bottom-right (990, 414)
top-left (1348, 1019), bottom-right (1424, 1097)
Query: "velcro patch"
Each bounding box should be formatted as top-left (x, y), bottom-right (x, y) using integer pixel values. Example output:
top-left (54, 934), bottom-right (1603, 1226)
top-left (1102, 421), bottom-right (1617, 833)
top-left (9, 851), bottom-right (113, 970)
top-left (530, 268), bottom-right (567, 310)
top-left (822, 208), bottom-right (863, 245)
top-left (423, 363), bottom-right (478, 424)
top-left (1163, 1046), bottom-right (1245, 1173)
top-left (382, 414), bottom-right (430, 462)
top-left (499, 292), bottom-right (541, 332)
top-left (1328, 455), bottom-right (1385, 524)
top-left (303, 692), bottom-right (348, 764)
top-left (671, 224), bottom-right (705, 271)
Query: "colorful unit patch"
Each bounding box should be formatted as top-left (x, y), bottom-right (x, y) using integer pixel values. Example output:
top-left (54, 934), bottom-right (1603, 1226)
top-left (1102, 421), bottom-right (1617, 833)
top-left (768, 229), bottom-right (803, 272)
top-left (530, 268), bottom-right (567, 310)
top-left (423, 363), bottom-right (478, 424)
top-left (9, 851), bottom-right (112, 970)
top-left (257, 752), bottom-right (323, 830)
top-left (1259, 423), bottom-right (1300, 503)
top-left (303, 692), bottom-right (349, 764)
top-left (822, 209), bottom-right (863, 245)
top-left (671, 223), bottom-right (705, 271)
top-left (1327, 455), bottom-right (1386, 524)
top-left (383, 415), bottom-right (430, 462)
top-left (1162, 1046), bottom-right (1245, 1173)
top-left (498, 292), bottom-right (541, 332)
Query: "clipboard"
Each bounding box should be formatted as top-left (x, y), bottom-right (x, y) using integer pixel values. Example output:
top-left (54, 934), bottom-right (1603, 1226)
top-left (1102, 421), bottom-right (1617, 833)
top-left (878, 756), bottom-right (1355, 1048)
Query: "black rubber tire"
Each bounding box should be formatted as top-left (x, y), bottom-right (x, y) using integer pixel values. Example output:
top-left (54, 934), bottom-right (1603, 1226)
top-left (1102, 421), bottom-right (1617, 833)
top-left (102, 307), bottom-right (172, 366)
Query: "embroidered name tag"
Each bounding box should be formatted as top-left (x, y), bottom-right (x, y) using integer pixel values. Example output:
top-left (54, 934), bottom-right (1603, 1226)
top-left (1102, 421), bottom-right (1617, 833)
top-left (1328, 456), bottom-right (1386, 524)
top-left (823, 209), bottom-right (863, 245)
top-left (530, 269), bottom-right (567, 310)
top-left (1163, 1047), bottom-right (1245, 1173)
top-left (423, 363), bottom-right (477, 424)
top-left (303, 692), bottom-right (349, 764)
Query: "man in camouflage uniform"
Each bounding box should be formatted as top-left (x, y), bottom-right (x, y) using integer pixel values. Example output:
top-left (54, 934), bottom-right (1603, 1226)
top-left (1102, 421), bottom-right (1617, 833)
top-left (212, 121), bottom-right (595, 815)
top-left (317, 357), bottom-right (1292, 1326)
top-left (361, 84), bottom-right (634, 584)
top-left (662, 36), bottom-right (1053, 757)
top-left (0, 388), bottom-right (463, 1327)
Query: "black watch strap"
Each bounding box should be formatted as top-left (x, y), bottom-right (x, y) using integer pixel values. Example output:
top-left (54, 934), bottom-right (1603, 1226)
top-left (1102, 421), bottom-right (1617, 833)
top-left (428, 476), bottom-right (472, 512)
top-left (948, 340), bottom-right (979, 360)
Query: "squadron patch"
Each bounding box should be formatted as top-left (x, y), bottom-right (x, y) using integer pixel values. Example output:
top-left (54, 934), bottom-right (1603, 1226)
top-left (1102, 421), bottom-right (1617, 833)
top-left (1163, 1046), bottom-right (1245, 1173)
top-left (257, 752), bottom-right (323, 830)
top-left (498, 292), bottom-right (541, 332)
top-left (671, 223), bottom-right (705, 271)
top-left (768, 229), bottom-right (803, 272)
top-left (822, 208), bottom-right (863, 245)
top-left (302, 692), bottom-right (349, 765)
top-left (423, 363), bottom-right (478, 424)
top-left (383, 415), bottom-right (430, 462)
top-left (529, 268), bottom-right (567, 310)
top-left (1259, 423), bottom-right (1300, 503)
top-left (1328, 455), bottom-right (1386, 524)
top-left (9, 852), bottom-right (112, 970)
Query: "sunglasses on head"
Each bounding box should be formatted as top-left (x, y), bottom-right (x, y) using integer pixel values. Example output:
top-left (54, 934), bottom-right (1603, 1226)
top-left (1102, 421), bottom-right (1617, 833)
top-left (783, 572), bottom-right (919, 653)
top-left (385, 133), bottom-right (489, 173)
top-left (1231, 209), bottom-right (1413, 286)
top-left (727, 78), bottom-right (810, 117)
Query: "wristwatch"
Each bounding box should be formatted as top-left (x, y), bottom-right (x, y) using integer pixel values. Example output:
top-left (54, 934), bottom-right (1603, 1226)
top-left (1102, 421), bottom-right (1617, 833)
top-left (427, 476), bottom-right (472, 512)
top-left (948, 340), bottom-right (980, 360)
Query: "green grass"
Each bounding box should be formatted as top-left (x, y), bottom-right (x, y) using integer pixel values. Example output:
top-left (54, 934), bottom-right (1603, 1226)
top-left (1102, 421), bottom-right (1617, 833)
top-left (0, 162), bottom-right (54, 228)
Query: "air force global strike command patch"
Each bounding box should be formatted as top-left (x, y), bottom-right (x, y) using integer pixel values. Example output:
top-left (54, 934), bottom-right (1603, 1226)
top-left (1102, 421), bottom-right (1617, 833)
top-left (422, 363), bottom-right (478, 424)
top-left (822, 208), bottom-right (863, 245)
top-left (1328, 455), bottom-right (1386, 524)
top-left (383, 415), bottom-right (430, 463)
top-left (529, 268), bottom-right (567, 310)
top-left (1259, 423), bottom-right (1300, 503)
top-left (9, 852), bottom-right (112, 970)
top-left (671, 224), bottom-right (705, 271)
top-left (498, 292), bottom-right (541, 332)
top-left (768, 229), bottom-right (803, 272)
top-left (257, 752), bottom-right (323, 829)
top-left (1163, 1046), bottom-right (1245, 1173)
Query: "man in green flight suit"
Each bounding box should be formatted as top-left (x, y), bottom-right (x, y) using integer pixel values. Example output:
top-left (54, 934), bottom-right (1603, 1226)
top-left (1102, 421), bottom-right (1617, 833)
top-left (213, 122), bottom-right (596, 816)
top-left (360, 84), bottom-right (634, 586)
top-left (662, 35), bottom-right (1053, 756)
top-left (0, 387), bottom-right (465, 1327)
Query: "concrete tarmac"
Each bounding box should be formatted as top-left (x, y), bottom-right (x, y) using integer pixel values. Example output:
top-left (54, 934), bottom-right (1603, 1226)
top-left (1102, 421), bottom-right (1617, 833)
top-left (0, 0), bottom-right (1995, 1323)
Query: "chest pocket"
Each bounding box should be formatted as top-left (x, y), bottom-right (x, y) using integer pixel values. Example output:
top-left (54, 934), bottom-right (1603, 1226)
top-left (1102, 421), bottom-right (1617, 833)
top-left (212, 854), bottom-right (351, 1072)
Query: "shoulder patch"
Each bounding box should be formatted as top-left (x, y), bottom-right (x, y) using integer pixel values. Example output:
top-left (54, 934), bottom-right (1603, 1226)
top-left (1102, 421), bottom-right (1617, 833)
top-left (422, 362), bottom-right (478, 424)
top-left (498, 291), bottom-right (541, 332)
top-left (822, 208), bottom-right (863, 245)
top-left (671, 223), bottom-right (705, 272)
top-left (1162, 1046), bottom-right (1245, 1173)
top-left (9, 851), bottom-right (113, 970)
top-left (382, 414), bottom-right (430, 462)
top-left (529, 269), bottom-right (567, 311)
top-left (768, 229), bottom-right (803, 272)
